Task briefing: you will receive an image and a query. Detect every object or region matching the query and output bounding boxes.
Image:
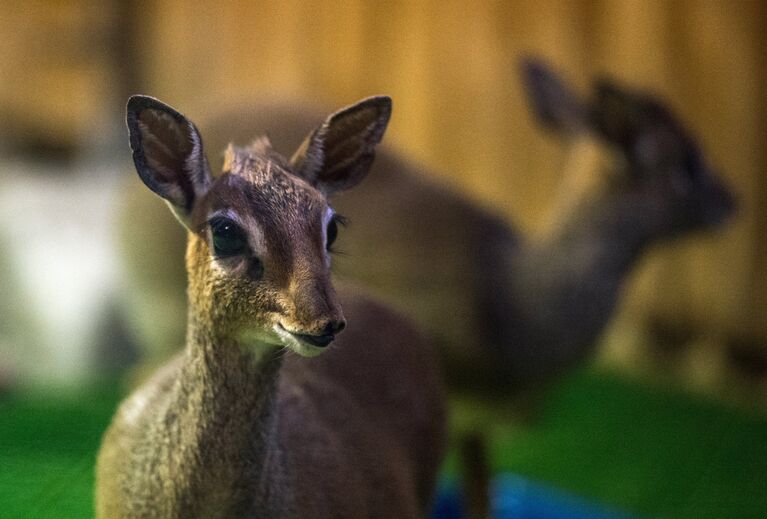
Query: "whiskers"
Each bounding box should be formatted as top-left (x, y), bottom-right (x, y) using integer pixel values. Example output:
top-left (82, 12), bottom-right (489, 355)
top-left (274, 344), bottom-right (294, 360)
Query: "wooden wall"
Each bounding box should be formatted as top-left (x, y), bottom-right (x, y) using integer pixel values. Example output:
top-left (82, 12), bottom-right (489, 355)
top-left (0, 1), bottom-right (119, 154)
top-left (4, 0), bottom-right (767, 343)
top-left (130, 0), bottom-right (767, 342)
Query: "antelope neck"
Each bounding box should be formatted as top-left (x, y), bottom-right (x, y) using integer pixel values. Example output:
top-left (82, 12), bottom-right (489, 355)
top-left (175, 314), bottom-right (285, 509)
top-left (183, 314), bottom-right (283, 422)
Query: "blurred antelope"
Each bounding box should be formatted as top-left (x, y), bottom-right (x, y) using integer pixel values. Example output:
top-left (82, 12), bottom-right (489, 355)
top-left (117, 59), bottom-right (735, 394)
top-left (97, 96), bottom-right (445, 517)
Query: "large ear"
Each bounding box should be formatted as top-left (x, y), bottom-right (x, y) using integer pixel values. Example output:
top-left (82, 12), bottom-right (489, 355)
top-left (520, 57), bottom-right (588, 134)
top-left (290, 96), bottom-right (391, 194)
top-left (126, 95), bottom-right (212, 227)
top-left (591, 80), bottom-right (646, 152)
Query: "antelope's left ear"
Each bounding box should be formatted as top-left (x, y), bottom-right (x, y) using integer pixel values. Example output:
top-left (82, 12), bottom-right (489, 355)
top-left (291, 96), bottom-right (391, 194)
top-left (126, 95), bottom-right (212, 228)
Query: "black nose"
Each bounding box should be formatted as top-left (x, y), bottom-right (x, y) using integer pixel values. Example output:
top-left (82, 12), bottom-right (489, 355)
top-left (324, 320), bottom-right (346, 335)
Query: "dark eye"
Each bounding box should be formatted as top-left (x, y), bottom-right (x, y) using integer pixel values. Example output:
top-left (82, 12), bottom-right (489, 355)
top-left (210, 217), bottom-right (248, 257)
top-left (326, 219), bottom-right (338, 250)
top-left (326, 214), bottom-right (345, 251)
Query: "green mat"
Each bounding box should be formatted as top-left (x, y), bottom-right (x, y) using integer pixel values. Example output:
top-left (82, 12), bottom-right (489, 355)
top-left (1, 371), bottom-right (764, 518)
top-left (0, 385), bottom-right (120, 518)
top-left (494, 373), bottom-right (767, 518)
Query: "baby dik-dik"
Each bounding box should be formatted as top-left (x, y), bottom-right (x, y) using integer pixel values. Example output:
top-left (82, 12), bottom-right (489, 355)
top-left (95, 96), bottom-right (445, 518)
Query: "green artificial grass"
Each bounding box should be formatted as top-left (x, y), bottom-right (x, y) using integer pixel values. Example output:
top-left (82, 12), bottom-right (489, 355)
top-left (446, 370), bottom-right (767, 519)
top-left (1, 371), bottom-right (765, 518)
top-left (0, 385), bottom-right (121, 518)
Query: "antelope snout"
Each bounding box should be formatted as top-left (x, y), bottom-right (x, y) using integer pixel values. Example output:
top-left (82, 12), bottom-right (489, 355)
top-left (290, 319), bottom-right (346, 348)
top-left (281, 275), bottom-right (346, 353)
top-left (322, 319), bottom-right (347, 336)
top-left (277, 317), bottom-right (346, 355)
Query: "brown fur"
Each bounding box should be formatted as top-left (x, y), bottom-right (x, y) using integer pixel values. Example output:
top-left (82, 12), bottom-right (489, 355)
top-left (96, 97), bottom-right (445, 517)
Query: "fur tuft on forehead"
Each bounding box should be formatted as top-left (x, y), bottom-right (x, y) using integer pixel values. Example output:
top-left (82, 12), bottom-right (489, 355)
top-left (222, 137), bottom-right (292, 177)
top-left (248, 136), bottom-right (276, 157)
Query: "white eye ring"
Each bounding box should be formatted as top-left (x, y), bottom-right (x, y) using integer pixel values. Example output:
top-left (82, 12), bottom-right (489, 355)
top-left (323, 207), bottom-right (336, 251)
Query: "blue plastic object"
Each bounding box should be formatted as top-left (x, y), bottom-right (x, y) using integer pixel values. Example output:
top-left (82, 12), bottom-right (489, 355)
top-left (432, 473), bottom-right (639, 519)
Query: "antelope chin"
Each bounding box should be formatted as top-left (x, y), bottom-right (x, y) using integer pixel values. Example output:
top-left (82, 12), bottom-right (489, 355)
top-left (236, 328), bottom-right (283, 360)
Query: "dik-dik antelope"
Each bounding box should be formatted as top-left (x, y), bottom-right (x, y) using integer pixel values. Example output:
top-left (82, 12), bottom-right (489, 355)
top-left (118, 59), bottom-right (735, 393)
top-left (96, 96), bottom-right (445, 517)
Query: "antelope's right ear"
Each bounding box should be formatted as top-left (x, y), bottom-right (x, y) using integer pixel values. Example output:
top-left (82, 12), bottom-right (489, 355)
top-left (520, 57), bottom-right (588, 134)
top-left (126, 95), bottom-right (212, 227)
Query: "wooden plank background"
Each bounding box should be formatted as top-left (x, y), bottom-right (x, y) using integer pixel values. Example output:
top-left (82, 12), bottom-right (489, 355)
top-left (2, 0), bottom-right (766, 356)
